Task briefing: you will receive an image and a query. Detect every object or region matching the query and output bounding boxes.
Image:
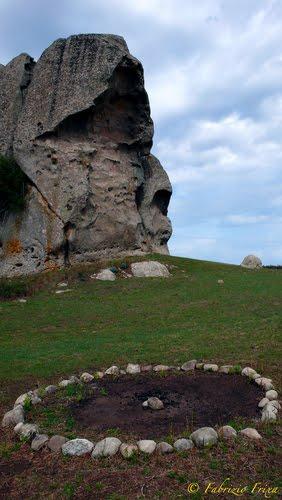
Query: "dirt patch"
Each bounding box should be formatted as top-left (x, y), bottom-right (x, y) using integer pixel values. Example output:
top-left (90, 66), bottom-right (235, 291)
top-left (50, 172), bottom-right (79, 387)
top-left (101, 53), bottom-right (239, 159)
top-left (72, 372), bottom-right (263, 439)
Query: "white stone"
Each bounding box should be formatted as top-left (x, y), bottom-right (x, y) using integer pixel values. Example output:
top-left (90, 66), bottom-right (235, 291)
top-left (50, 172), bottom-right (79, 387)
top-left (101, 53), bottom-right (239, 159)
top-left (203, 364), bottom-right (218, 372)
top-left (105, 366), bottom-right (119, 375)
top-left (96, 269), bottom-right (116, 281)
top-left (255, 378), bottom-right (273, 391)
top-left (142, 401), bottom-right (149, 408)
top-left (131, 261), bottom-right (170, 278)
top-left (57, 282), bottom-right (68, 287)
top-left (31, 434), bottom-right (49, 451)
top-left (241, 367), bottom-right (257, 377)
top-left (265, 390), bottom-right (278, 400)
top-left (261, 408), bottom-right (277, 423)
top-left (153, 364), bottom-right (170, 372)
top-left (250, 372), bottom-right (261, 380)
top-left (2, 406), bottom-right (24, 427)
top-left (174, 438), bottom-right (194, 451)
top-left (45, 385), bottom-right (57, 394)
top-left (196, 363), bottom-right (204, 369)
top-left (181, 360), bottom-right (197, 371)
top-left (240, 428), bottom-right (262, 440)
top-left (55, 289), bottom-right (72, 294)
top-left (219, 365), bottom-right (233, 374)
top-left (14, 391), bottom-right (41, 407)
top-left (269, 400), bottom-right (281, 410)
top-left (62, 438), bottom-right (94, 456)
top-left (15, 423), bottom-right (38, 439)
top-left (59, 379), bottom-right (75, 388)
top-left (258, 398), bottom-right (269, 408)
top-left (95, 371), bottom-right (104, 379)
top-left (120, 443), bottom-right (138, 458)
top-left (218, 426), bottom-right (237, 439)
top-left (156, 442), bottom-right (174, 454)
top-left (190, 427), bottom-right (218, 447)
top-left (137, 440), bottom-right (156, 454)
top-left (141, 365), bottom-right (153, 372)
top-left (217, 279), bottom-right (224, 284)
top-left (48, 435), bottom-right (68, 452)
top-left (80, 372), bottom-right (94, 383)
top-left (92, 437), bottom-right (121, 458)
top-left (126, 363), bottom-right (141, 374)
top-left (146, 397), bottom-right (164, 410)
top-left (241, 255), bottom-right (262, 269)
top-left (18, 298), bottom-right (27, 303)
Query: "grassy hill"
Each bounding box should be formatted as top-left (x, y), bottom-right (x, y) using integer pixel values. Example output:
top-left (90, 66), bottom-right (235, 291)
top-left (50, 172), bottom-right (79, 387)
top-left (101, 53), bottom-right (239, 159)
top-left (0, 254), bottom-right (281, 499)
top-left (0, 254), bottom-right (281, 395)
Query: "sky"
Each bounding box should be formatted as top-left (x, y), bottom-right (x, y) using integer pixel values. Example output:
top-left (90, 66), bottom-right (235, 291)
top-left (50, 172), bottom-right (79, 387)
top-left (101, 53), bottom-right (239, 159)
top-left (0, 0), bottom-right (281, 264)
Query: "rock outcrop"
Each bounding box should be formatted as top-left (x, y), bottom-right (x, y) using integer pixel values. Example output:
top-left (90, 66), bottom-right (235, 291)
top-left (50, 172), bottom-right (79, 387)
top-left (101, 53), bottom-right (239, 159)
top-left (0, 35), bottom-right (172, 276)
top-left (241, 255), bottom-right (262, 269)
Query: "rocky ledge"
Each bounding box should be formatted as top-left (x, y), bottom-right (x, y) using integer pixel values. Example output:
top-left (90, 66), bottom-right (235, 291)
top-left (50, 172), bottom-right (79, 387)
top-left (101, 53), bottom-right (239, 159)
top-left (0, 34), bottom-right (172, 277)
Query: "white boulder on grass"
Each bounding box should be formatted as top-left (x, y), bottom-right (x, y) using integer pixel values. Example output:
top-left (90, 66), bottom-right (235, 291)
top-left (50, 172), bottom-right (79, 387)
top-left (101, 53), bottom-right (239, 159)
top-left (241, 367), bottom-right (257, 377)
top-left (241, 255), bottom-right (262, 269)
top-left (14, 392), bottom-right (41, 407)
top-left (120, 443), bottom-right (138, 458)
top-left (181, 360), bottom-right (197, 371)
top-left (265, 390), bottom-right (278, 400)
top-left (126, 363), bottom-right (141, 374)
top-left (14, 423), bottom-right (38, 439)
top-left (131, 261), bottom-right (170, 278)
top-left (137, 440), bottom-right (156, 454)
top-left (219, 365), bottom-right (233, 374)
top-left (203, 364), bottom-right (218, 372)
top-left (190, 427), bottom-right (218, 447)
top-left (218, 426), bottom-right (237, 439)
top-left (240, 428), bottom-right (262, 440)
top-left (2, 405), bottom-right (24, 427)
top-left (156, 442), bottom-right (174, 454)
top-left (80, 372), bottom-right (94, 383)
top-left (105, 366), bottom-right (119, 375)
top-left (62, 438), bottom-right (94, 456)
top-left (255, 378), bottom-right (274, 391)
top-left (153, 364), bottom-right (170, 372)
top-left (174, 438), bottom-right (194, 451)
top-left (258, 398), bottom-right (269, 408)
top-left (95, 269), bottom-right (116, 281)
top-left (45, 385), bottom-right (57, 394)
top-left (92, 437), bottom-right (121, 458)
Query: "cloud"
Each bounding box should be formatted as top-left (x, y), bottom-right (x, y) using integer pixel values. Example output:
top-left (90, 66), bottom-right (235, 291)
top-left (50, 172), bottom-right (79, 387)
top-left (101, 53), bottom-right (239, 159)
top-left (0, 0), bottom-right (281, 263)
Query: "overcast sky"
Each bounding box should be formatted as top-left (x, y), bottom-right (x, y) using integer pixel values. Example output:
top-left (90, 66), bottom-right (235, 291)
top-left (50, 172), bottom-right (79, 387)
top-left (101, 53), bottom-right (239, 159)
top-left (1, 0), bottom-right (281, 264)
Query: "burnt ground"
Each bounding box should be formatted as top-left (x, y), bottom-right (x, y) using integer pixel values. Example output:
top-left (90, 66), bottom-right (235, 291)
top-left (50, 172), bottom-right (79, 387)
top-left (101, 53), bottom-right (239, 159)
top-left (0, 372), bottom-right (281, 499)
top-left (72, 372), bottom-right (262, 439)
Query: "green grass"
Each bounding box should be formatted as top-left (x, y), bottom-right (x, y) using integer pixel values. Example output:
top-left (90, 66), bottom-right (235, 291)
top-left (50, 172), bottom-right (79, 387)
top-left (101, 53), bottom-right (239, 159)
top-left (0, 254), bottom-right (281, 397)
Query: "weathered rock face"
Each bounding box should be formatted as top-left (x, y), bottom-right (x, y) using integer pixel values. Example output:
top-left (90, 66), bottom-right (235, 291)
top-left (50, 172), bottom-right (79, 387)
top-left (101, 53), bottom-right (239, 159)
top-left (0, 35), bottom-right (172, 276)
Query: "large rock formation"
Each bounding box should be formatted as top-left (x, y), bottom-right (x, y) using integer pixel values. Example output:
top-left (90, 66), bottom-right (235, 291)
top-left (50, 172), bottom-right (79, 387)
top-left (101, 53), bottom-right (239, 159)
top-left (0, 35), bottom-right (172, 276)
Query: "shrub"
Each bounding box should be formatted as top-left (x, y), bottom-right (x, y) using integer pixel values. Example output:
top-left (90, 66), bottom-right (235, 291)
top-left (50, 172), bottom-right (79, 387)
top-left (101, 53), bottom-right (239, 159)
top-left (0, 155), bottom-right (29, 218)
top-left (109, 266), bottom-right (118, 274)
top-left (0, 279), bottom-right (29, 300)
top-left (120, 262), bottom-right (128, 270)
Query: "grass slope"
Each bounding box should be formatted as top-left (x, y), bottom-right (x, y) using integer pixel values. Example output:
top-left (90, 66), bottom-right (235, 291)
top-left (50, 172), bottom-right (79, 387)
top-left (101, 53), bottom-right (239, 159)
top-left (0, 254), bottom-right (281, 393)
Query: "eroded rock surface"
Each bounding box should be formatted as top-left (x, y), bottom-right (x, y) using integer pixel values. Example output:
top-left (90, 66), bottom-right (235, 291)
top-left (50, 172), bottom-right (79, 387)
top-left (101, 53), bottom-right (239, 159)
top-left (0, 34), bottom-right (172, 277)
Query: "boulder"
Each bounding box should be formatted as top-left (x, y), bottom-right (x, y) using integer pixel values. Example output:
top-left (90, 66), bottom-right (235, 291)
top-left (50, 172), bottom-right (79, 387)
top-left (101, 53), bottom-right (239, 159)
top-left (48, 435), bottom-right (69, 452)
top-left (126, 363), bottom-right (141, 374)
top-left (45, 385), bottom-right (57, 394)
top-left (241, 367), bottom-right (257, 377)
top-left (153, 364), bottom-right (170, 372)
top-left (120, 443), bottom-right (138, 458)
top-left (203, 364), bottom-right (218, 372)
top-left (255, 378), bottom-right (273, 391)
top-left (95, 269), bottom-right (116, 281)
top-left (62, 438), bottom-right (94, 456)
top-left (14, 423), bottom-right (38, 439)
top-left (131, 261), bottom-right (170, 278)
top-left (174, 438), bottom-right (194, 451)
top-left (144, 397), bottom-right (164, 410)
top-left (265, 390), bottom-right (278, 400)
top-left (181, 360), bottom-right (197, 371)
top-left (219, 365), bottom-right (233, 374)
top-left (218, 426), bottom-right (237, 439)
top-left (241, 255), bottom-right (262, 269)
top-left (0, 35), bottom-right (172, 278)
top-left (14, 391), bottom-right (41, 407)
top-left (104, 366), bottom-right (119, 375)
top-left (80, 372), bottom-right (94, 383)
top-left (141, 365), bottom-right (153, 372)
top-left (92, 437), bottom-right (121, 458)
top-left (156, 442), bottom-right (174, 454)
top-left (240, 428), bottom-right (262, 440)
top-left (2, 405), bottom-right (24, 427)
top-left (258, 398), bottom-right (269, 408)
top-left (190, 427), bottom-right (218, 447)
top-left (31, 434), bottom-right (49, 451)
top-left (137, 440), bottom-right (156, 454)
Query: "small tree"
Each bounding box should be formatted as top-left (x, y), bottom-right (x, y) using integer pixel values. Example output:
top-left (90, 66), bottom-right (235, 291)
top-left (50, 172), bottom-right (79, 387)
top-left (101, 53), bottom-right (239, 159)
top-left (0, 155), bottom-right (29, 219)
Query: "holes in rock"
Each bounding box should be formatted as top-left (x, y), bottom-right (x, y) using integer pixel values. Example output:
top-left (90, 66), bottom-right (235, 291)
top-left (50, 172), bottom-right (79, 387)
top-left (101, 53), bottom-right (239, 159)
top-left (152, 189), bottom-right (171, 216)
top-left (135, 184), bottom-right (144, 209)
top-left (0, 155), bottom-right (29, 220)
